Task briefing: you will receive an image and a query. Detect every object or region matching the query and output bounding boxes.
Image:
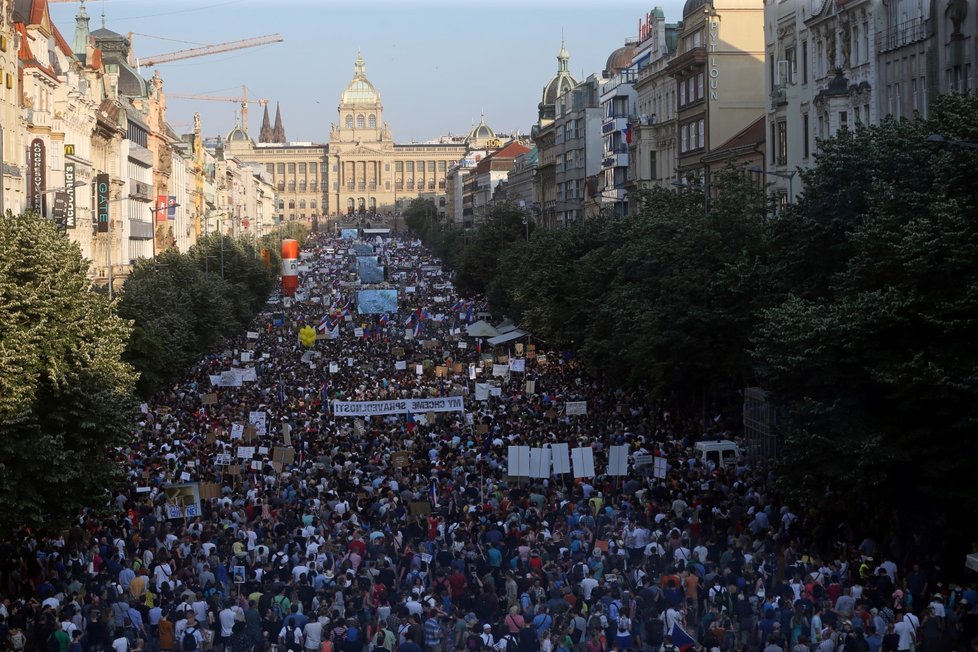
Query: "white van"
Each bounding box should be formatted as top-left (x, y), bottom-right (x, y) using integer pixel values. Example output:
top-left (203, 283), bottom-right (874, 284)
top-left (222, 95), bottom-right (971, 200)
top-left (694, 439), bottom-right (742, 468)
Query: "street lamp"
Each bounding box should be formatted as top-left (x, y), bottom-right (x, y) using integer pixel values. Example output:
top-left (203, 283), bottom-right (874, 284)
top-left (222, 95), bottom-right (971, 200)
top-left (748, 167), bottom-right (797, 202)
top-left (926, 133), bottom-right (978, 150)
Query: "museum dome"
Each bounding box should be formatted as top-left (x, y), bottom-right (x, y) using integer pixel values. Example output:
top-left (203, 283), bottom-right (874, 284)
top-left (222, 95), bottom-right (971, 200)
top-left (604, 42), bottom-right (636, 77)
top-left (467, 115), bottom-right (496, 143)
top-left (341, 53), bottom-right (381, 105)
top-left (683, 0), bottom-right (709, 17)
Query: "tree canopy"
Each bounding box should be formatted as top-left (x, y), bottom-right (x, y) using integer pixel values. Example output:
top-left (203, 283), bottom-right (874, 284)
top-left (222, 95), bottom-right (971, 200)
top-left (0, 212), bottom-right (136, 534)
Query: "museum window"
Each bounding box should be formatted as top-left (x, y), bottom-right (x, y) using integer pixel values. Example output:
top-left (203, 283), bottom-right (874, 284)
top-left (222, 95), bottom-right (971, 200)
top-left (276, 163), bottom-right (285, 175)
top-left (288, 200), bottom-right (295, 209)
top-left (369, 114), bottom-right (377, 128)
top-left (428, 161), bottom-right (435, 173)
top-left (345, 115), bottom-right (353, 129)
top-left (287, 163), bottom-right (295, 174)
top-left (298, 163), bottom-right (306, 175)
top-left (357, 114), bottom-right (365, 129)
top-left (299, 200), bottom-right (306, 209)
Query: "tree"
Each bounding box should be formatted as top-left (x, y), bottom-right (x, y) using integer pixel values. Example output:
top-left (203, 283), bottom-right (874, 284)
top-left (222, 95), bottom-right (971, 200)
top-left (0, 212), bottom-right (136, 534)
top-left (752, 92), bottom-right (978, 546)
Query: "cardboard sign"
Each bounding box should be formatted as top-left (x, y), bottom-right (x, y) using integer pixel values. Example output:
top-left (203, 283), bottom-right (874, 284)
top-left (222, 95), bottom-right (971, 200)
top-left (435, 365), bottom-right (448, 378)
top-left (201, 393), bottom-right (218, 405)
top-left (476, 424), bottom-right (489, 435)
top-left (393, 347), bottom-right (404, 358)
top-left (391, 451), bottom-right (410, 468)
top-left (272, 447), bottom-right (295, 465)
top-left (565, 401), bottom-right (588, 416)
top-left (408, 501), bottom-right (431, 516)
top-left (199, 482), bottom-right (222, 500)
top-left (243, 426), bottom-right (257, 442)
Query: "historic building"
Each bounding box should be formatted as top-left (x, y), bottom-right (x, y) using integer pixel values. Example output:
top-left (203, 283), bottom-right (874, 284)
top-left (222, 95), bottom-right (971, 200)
top-left (533, 43), bottom-right (578, 228)
top-left (631, 7), bottom-right (681, 191)
top-left (763, 0), bottom-right (976, 201)
top-left (667, 0), bottom-right (765, 181)
top-left (227, 54), bottom-right (468, 223)
top-left (553, 74), bottom-right (603, 225)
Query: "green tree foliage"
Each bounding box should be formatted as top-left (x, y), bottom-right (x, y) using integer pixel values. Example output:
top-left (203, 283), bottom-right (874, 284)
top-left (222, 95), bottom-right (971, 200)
top-left (0, 212), bottom-right (136, 534)
top-left (751, 93), bottom-right (978, 534)
top-left (118, 226), bottom-right (303, 397)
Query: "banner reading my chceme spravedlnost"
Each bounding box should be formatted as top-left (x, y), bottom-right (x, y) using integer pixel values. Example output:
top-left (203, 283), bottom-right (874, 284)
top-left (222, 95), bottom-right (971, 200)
top-left (331, 396), bottom-right (465, 417)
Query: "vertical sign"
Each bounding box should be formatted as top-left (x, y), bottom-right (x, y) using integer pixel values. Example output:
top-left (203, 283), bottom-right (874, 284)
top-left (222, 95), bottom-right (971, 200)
top-left (29, 138), bottom-right (46, 217)
top-left (51, 192), bottom-right (68, 230)
top-left (167, 195), bottom-right (177, 219)
top-left (156, 195), bottom-right (168, 221)
top-left (63, 154), bottom-right (76, 229)
top-left (96, 173), bottom-right (110, 233)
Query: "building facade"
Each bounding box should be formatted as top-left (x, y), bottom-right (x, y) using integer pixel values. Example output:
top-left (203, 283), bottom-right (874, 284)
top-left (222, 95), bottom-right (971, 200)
top-left (227, 54), bottom-right (468, 224)
top-left (763, 0), bottom-right (977, 200)
top-left (533, 43), bottom-right (578, 228)
top-left (553, 74), bottom-right (604, 225)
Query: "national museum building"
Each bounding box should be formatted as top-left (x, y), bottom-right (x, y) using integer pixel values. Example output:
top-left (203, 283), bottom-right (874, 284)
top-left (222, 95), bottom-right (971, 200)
top-left (225, 54), bottom-right (473, 221)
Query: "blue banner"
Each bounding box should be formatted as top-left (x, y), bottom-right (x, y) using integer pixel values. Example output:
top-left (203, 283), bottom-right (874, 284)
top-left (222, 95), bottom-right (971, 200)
top-left (357, 289), bottom-right (398, 314)
top-left (341, 228), bottom-right (358, 240)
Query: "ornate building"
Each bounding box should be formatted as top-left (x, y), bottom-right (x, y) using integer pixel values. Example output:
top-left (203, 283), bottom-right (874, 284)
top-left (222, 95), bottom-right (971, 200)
top-left (227, 53), bottom-right (468, 222)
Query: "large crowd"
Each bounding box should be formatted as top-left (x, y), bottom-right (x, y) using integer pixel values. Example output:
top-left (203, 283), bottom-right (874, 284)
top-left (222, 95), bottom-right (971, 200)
top-left (1, 233), bottom-right (975, 652)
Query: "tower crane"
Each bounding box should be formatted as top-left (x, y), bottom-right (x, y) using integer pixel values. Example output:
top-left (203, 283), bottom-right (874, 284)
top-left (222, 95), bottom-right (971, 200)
top-left (168, 85), bottom-right (269, 136)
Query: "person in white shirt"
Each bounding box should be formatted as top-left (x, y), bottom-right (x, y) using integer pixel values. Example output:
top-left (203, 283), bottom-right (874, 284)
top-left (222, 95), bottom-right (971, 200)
top-left (303, 616), bottom-right (326, 651)
top-left (580, 575), bottom-right (599, 601)
top-left (893, 614), bottom-right (916, 651)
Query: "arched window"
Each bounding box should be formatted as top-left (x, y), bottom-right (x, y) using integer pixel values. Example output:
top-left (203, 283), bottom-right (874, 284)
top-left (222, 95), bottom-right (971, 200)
top-left (288, 200), bottom-right (295, 209)
top-left (345, 115), bottom-right (354, 129)
top-left (368, 114), bottom-right (377, 129)
top-left (356, 114), bottom-right (365, 129)
top-left (299, 200), bottom-right (306, 209)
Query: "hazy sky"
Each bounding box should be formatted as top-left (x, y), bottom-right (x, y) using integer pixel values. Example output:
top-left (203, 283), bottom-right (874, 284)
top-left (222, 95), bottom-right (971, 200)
top-left (50, 0), bottom-right (687, 144)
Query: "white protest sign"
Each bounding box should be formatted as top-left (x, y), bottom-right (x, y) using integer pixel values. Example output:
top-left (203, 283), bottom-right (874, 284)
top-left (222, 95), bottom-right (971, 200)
top-left (230, 423), bottom-right (245, 440)
top-left (248, 411), bottom-right (267, 436)
top-left (250, 461), bottom-right (263, 471)
top-left (507, 446), bottom-right (531, 477)
top-left (475, 383), bottom-right (490, 401)
top-left (329, 362), bottom-right (339, 373)
top-left (653, 456), bottom-right (668, 479)
top-left (404, 329), bottom-right (414, 340)
top-left (509, 358), bottom-right (526, 373)
top-left (550, 443), bottom-right (571, 474)
top-left (395, 360), bottom-right (407, 371)
top-left (354, 328), bottom-right (364, 338)
top-left (180, 471), bottom-right (191, 481)
top-left (490, 386), bottom-right (502, 397)
top-left (492, 364), bottom-right (509, 377)
top-left (246, 331), bottom-right (259, 339)
top-left (331, 397), bottom-right (465, 417)
top-left (258, 446), bottom-right (270, 455)
top-left (214, 453), bottom-right (232, 466)
top-left (565, 401), bottom-right (588, 416)
top-left (571, 447), bottom-right (596, 478)
top-left (529, 447), bottom-right (552, 479)
top-left (237, 446), bottom-right (255, 459)
top-left (219, 370), bottom-right (241, 387)
top-left (608, 444), bottom-right (629, 476)
top-left (405, 286), bottom-right (416, 293)
top-left (240, 351), bottom-right (252, 362)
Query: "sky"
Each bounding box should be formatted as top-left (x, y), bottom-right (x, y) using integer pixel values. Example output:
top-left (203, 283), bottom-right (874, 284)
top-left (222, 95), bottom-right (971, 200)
top-left (50, 0), bottom-right (687, 144)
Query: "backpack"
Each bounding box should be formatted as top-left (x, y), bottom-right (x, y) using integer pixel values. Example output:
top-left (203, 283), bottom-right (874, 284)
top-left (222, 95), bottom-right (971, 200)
top-left (272, 596), bottom-right (287, 621)
top-left (713, 587), bottom-right (728, 611)
top-left (608, 601), bottom-right (622, 622)
top-left (47, 633), bottom-right (62, 652)
top-left (182, 628), bottom-right (198, 651)
top-left (467, 634), bottom-right (483, 652)
top-left (572, 563), bottom-right (586, 583)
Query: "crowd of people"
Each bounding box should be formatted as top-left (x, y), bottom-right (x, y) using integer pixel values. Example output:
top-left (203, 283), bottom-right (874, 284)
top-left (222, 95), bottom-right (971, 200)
top-left (1, 233), bottom-right (975, 652)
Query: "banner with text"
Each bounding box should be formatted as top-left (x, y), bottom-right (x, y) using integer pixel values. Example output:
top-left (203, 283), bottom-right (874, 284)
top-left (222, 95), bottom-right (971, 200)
top-left (332, 396), bottom-right (465, 417)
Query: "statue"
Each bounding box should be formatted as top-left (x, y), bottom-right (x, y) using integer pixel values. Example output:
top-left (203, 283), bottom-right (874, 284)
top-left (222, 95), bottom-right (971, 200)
top-left (381, 122), bottom-right (392, 141)
top-left (193, 112), bottom-right (201, 133)
top-left (826, 26), bottom-right (837, 71)
top-left (839, 14), bottom-right (851, 69)
top-left (947, 0), bottom-right (967, 37)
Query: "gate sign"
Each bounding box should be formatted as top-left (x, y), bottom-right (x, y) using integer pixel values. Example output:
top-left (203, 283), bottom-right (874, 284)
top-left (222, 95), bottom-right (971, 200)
top-left (96, 173), bottom-right (110, 233)
top-left (29, 139), bottom-right (46, 217)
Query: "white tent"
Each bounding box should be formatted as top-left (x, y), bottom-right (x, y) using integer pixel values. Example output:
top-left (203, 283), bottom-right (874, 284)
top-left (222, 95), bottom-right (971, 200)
top-left (466, 320), bottom-right (501, 338)
top-left (487, 329), bottom-right (527, 346)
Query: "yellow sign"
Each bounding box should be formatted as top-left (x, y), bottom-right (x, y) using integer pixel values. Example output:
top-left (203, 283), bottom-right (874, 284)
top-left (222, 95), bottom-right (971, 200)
top-left (64, 144), bottom-right (75, 156)
top-left (486, 139), bottom-right (501, 149)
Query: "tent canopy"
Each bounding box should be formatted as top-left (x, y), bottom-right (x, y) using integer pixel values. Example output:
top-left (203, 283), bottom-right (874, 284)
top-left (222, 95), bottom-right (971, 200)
top-left (466, 320), bottom-right (501, 338)
top-left (487, 329), bottom-right (527, 346)
top-left (495, 318), bottom-right (519, 334)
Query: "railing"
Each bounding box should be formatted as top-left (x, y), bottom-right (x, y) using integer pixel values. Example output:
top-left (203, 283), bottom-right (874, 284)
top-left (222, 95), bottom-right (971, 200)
top-left (877, 17), bottom-right (926, 53)
top-left (770, 87), bottom-right (787, 109)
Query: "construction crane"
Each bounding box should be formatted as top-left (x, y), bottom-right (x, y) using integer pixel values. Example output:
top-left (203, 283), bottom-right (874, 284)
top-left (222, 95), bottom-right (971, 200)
top-left (168, 85), bottom-right (269, 136)
top-left (136, 34), bottom-right (283, 68)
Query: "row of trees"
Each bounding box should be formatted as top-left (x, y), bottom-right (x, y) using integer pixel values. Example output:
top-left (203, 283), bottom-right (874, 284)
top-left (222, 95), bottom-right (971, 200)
top-left (0, 215), bottom-right (306, 535)
top-left (119, 223), bottom-right (309, 397)
top-left (408, 93), bottom-right (978, 553)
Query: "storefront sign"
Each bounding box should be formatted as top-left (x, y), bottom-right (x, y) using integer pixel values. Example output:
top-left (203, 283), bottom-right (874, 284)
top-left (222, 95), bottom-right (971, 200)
top-left (63, 160), bottom-right (76, 229)
top-left (709, 20), bottom-right (720, 101)
top-left (29, 139), bottom-right (46, 216)
top-left (96, 173), bottom-right (110, 233)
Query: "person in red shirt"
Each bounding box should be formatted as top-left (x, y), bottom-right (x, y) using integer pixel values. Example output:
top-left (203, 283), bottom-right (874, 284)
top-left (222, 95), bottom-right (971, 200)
top-left (348, 533), bottom-right (366, 557)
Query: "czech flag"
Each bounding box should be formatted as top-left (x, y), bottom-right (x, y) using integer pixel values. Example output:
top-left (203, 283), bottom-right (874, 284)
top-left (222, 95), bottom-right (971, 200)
top-left (406, 411), bottom-right (416, 433)
top-left (669, 624), bottom-right (697, 652)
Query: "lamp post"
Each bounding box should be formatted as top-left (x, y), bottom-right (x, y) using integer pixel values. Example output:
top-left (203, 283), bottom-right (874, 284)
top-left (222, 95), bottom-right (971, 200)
top-left (748, 166), bottom-right (797, 204)
top-left (926, 133), bottom-right (978, 150)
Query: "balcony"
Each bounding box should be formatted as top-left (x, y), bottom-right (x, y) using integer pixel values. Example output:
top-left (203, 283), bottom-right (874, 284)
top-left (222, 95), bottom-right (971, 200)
top-left (770, 87), bottom-right (787, 109)
top-left (128, 218), bottom-right (153, 240)
top-left (877, 18), bottom-right (926, 53)
top-left (602, 148), bottom-right (629, 169)
top-left (602, 115), bottom-right (629, 134)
